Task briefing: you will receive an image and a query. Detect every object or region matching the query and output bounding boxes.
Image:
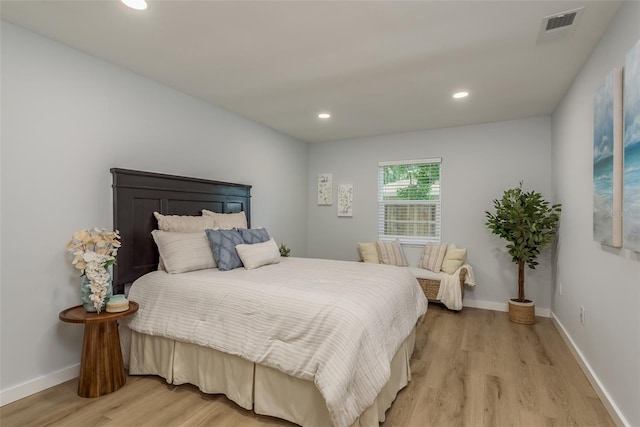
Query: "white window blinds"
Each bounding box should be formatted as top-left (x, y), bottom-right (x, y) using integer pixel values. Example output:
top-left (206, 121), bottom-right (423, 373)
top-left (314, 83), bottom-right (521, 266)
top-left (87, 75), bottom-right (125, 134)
top-left (378, 158), bottom-right (442, 244)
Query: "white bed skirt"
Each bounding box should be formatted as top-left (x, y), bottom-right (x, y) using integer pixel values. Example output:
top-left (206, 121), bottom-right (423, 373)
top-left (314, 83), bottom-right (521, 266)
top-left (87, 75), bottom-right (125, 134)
top-left (120, 326), bottom-right (416, 427)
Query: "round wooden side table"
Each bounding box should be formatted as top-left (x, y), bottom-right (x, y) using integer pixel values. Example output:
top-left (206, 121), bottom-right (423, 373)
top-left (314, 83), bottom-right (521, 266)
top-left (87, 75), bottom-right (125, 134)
top-left (59, 301), bottom-right (139, 398)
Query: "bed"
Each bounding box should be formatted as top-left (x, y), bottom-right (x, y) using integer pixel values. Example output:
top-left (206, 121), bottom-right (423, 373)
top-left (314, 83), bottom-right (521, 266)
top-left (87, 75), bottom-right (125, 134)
top-left (112, 168), bottom-right (428, 427)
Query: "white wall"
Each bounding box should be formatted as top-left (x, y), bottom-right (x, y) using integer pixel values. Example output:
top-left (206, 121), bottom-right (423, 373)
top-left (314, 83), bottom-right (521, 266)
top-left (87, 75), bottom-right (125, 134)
top-left (550, 2), bottom-right (640, 426)
top-left (307, 116), bottom-right (553, 312)
top-left (0, 21), bottom-right (308, 401)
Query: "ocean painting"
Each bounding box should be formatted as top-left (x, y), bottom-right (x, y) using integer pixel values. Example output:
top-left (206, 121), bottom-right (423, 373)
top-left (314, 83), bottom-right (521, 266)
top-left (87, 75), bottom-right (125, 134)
top-left (593, 69), bottom-right (622, 247)
top-left (623, 40), bottom-right (640, 252)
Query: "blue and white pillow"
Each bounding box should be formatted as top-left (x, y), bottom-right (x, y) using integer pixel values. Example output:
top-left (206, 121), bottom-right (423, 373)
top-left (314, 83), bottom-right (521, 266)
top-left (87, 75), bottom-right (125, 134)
top-left (238, 228), bottom-right (270, 244)
top-left (205, 229), bottom-right (245, 271)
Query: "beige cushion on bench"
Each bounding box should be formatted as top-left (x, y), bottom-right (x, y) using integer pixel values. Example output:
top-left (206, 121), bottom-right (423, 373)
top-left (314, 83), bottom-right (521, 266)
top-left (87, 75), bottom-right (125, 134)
top-left (405, 267), bottom-right (444, 281)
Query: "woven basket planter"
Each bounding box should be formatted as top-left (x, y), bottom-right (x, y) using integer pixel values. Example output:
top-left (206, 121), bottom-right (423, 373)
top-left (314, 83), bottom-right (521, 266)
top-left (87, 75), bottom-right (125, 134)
top-left (508, 299), bottom-right (535, 325)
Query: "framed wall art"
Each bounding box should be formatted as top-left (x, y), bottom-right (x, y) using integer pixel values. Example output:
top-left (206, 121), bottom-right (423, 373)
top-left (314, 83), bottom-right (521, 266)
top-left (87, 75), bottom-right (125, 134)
top-left (593, 67), bottom-right (623, 247)
top-left (337, 184), bottom-right (353, 217)
top-left (623, 39), bottom-right (640, 252)
top-left (317, 173), bottom-right (332, 205)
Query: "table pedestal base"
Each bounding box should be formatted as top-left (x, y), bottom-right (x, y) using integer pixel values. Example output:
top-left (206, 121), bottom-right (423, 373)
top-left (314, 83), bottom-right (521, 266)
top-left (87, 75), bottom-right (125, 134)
top-left (78, 320), bottom-right (125, 398)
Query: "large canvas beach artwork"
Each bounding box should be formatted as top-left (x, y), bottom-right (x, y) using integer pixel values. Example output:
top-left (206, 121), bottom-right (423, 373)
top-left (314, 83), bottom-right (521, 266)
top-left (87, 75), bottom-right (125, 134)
top-left (593, 68), bottom-right (622, 247)
top-left (623, 40), bottom-right (640, 252)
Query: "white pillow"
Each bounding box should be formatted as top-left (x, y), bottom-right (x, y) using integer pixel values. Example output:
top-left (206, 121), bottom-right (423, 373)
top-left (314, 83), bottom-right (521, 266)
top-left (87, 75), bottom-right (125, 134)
top-left (235, 239), bottom-right (280, 270)
top-left (154, 212), bottom-right (217, 232)
top-left (151, 230), bottom-right (217, 273)
top-left (358, 242), bottom-right (380, 263)
top-left (202, 210), bottom-right (248, 229)
top-left (419, 242), bottom-right (448, 272)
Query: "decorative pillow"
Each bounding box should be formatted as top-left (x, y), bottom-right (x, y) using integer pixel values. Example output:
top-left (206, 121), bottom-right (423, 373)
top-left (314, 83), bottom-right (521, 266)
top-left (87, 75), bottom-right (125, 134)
top-left (358, 242), bottom-right (380, 263)
top-left (441, 244), bottom-right (467, 274)
top-left (202, 210), bottom-right (248, 229)
top-left (419, 242), bottom-right (449, 272)
top-left (151, 231), bottom-right (217, 273)
top-left (376, 240), bottom-right (408, 267)
top-left (238, 228), bottom-right (270, 244)
top-left (205, 229), bottom-right (245, 271)
top-left (235, 239), bottom-right (281, 270)
top-left (154, 212), bottom-right (216, 232)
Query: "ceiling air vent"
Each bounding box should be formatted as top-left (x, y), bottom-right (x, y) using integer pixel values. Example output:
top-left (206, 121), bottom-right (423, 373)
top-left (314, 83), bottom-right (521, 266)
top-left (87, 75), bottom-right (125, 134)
top-left (545, 12), bottom-right (577, 31)
top-left (536, 7), bottom-right (584, 45)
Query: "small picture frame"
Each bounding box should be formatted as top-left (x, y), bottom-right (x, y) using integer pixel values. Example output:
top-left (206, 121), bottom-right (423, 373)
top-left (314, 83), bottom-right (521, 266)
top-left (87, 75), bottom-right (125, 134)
top-left (337, 184), bottom-right (353, 217)
top-left (317, 173), bottom-right (332, 205)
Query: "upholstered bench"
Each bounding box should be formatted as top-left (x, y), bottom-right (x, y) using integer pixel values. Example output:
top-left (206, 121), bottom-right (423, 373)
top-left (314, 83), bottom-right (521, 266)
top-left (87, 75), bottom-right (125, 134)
top-left (358, 240), bottom-right (474, 311)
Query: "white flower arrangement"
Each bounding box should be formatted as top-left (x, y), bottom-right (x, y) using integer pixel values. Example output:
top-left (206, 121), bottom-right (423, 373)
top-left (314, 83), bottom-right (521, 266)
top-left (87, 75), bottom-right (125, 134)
top-left (67, 228), bottom-right (121, 312)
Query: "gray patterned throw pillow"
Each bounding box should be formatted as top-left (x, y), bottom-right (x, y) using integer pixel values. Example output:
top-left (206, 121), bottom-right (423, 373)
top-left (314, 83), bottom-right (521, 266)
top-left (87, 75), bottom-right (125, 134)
top-left (238, 228), bottom-right (270, 244)
top-left (205, 229), bottom-right (245, 271)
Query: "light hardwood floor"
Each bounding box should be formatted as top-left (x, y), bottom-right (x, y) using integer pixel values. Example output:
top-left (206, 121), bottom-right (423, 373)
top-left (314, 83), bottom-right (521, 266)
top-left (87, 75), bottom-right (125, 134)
top-left (1, 306), bottom-right (614, 427)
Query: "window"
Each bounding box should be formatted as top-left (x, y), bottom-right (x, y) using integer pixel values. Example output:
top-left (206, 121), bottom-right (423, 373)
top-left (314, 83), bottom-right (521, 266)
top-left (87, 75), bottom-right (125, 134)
top-left (378, 158), bottom-right (441, 244)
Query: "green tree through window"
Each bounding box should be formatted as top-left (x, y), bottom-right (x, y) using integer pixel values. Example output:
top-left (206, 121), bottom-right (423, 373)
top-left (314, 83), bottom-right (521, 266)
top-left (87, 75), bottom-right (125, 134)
top-left (378, 159), bottom-right (441, 244)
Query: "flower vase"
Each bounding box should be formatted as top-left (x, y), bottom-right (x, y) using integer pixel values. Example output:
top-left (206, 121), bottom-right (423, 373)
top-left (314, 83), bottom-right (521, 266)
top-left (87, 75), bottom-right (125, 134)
top-left (81, 271), bottom-right (112, 313)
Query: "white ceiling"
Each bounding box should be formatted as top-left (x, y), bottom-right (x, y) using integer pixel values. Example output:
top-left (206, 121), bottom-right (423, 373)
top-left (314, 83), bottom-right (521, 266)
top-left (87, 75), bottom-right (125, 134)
top-left (1, 0), bottom-right (621, 143)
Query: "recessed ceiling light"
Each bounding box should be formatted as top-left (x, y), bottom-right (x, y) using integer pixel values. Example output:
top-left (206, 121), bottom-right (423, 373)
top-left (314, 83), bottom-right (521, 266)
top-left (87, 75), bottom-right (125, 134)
top-left (453, 91), bottom-right (469, 99)
top-left (318, 113), bottom-right (331, 119)
top-left (122, 0), bottom-right (147, 10)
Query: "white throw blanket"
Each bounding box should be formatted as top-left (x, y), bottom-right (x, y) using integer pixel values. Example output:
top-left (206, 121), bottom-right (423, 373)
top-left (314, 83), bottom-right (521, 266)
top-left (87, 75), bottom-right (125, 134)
top-left (436, 264), bottom-right (476, 310)
top-left (125, 257), bottom-right (428, 427)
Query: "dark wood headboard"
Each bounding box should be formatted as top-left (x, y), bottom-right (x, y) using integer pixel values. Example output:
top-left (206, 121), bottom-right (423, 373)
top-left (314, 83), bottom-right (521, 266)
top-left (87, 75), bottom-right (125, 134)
top-left (111, 168), bottom-right (252, 294)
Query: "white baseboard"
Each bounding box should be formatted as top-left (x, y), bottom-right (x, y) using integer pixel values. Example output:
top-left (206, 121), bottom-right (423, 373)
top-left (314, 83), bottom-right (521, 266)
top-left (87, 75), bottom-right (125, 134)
top-left (551, 313), bottom-right (628, 427)
top-left (0, 364), bottom-right (79, 407)
top-left (463, 299), bottom-right (507, 312)
top-left (463, 299), bottom-right (551, 317)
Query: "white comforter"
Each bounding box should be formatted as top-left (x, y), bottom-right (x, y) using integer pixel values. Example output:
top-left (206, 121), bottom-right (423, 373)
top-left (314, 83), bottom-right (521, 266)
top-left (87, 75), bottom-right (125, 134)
top-left (125, 257), bottom-right (428, 427)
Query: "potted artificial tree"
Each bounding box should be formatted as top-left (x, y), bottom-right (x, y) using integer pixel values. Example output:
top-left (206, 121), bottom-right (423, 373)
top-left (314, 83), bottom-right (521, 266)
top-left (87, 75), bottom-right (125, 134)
top-left (485, 183), bottom-right (561, 325)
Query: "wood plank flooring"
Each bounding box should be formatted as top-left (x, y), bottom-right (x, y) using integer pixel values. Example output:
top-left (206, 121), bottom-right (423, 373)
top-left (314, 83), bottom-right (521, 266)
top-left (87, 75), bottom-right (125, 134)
top-left (0, 306), bottom-right (614, 427)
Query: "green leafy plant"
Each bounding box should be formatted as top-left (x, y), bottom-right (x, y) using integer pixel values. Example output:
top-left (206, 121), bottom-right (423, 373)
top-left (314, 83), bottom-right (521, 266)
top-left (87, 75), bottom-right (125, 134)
top-left (485, 183), bottom-right (561, 302)
top-left (384, 163), bottom-right (440, 200)
top-left (279, 243), bottom-right (291, 257)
